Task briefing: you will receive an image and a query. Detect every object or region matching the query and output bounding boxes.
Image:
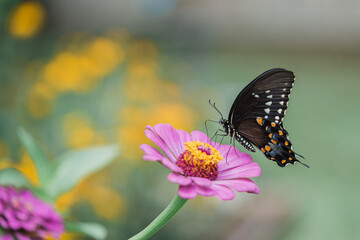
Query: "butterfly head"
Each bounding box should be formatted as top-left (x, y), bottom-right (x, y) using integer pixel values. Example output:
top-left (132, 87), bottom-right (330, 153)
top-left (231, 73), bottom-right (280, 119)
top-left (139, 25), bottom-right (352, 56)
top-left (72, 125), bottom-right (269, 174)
top-left (219, 118), bottom-right (231, 135)
top-left (219, 118), bottom-right (226, 126)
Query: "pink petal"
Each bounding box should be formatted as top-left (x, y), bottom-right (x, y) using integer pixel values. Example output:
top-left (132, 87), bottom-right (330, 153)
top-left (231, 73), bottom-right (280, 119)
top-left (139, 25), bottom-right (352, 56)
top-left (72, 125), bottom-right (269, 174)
top-left (190, 177), bottom-right (212, 188)
top-left (140, 144), bottom-right (183, 172)
top-left (140, 144), bottom-right (164, 161)
top-left (168, 173), bottom-right (192, 186)
top-left (144, 125), bottom-right (177, 162)
top-left (14, 234), bottom-right (30, 240)
top-left (176, 129), bottom-right (192, 146)
top-left (160, 157), bottom-right (184, 173)
top-left (217, 162), bottom-right (261, 179)
top-left (214, 179), bottom-right (259, 194)
top-left (216, 144), bottom-right (253, 165)
top-left (191, 131), bottom-right (211, 143)
top-left (195, 185), bottom-right (217, 196)
top-left (178, 184), bottom-right (197, 199)
top-left (218, 153), bottom-right (253, 171)
top-left (211, 184), bottom-right (235, 201)
top-left (153, 124), bottom-right (183, 160)
top-left (0, 234), bottom-right (14, 240)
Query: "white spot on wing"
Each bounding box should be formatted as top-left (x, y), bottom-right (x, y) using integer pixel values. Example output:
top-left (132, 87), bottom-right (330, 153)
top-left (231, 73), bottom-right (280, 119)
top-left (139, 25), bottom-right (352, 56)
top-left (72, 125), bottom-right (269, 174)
top-left (281, 94), bottom-right (285, 98)
top-left (265, 101), bottom-right (272, 106)
top-left (280, 101), bottom-right (284, 105)
top-left (277, 109), bottom-right (283, 114)
top-left (264, 108), bottom-right (270, 114)
top-left (265, 90), bottom-right (270, 93)
top-left (267, 95), bottom-right (273, 98)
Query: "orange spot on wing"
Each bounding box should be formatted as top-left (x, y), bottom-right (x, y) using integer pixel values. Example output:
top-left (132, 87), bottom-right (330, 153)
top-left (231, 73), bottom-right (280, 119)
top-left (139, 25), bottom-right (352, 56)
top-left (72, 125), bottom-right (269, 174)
top-left (271, 139), bottom-right (278, 144)
top-left (271, 122), bottom-right (276, 127)
top-left (278, 130), bottom-right (283, 135)
top-left (281, 160), bottom-right (286, 164)
top-left (256, 118), bottom-right (263, 126)
top-left (271, 157), bottom-right (275, 160)
top-left (261, 148), bottom-right (266, 153)
top-left (285, 141), bottom-right (289, 145)
top-left (289, 150), bottom-right (292, 153)
top-left (289, 157), bottom-right (293, 160)
top-left (265, 145), bottom-right (271, 151)
top-left (269, 133), bottom-right (273, 138)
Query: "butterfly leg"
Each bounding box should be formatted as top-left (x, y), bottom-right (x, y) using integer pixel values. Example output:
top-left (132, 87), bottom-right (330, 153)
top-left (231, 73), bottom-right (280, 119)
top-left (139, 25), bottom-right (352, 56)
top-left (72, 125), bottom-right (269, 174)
top-left (216, 134), bottom-right (227, 148)
top-left (232, 138), bottom-right (242, 158)
top-left (224, 137), bottom-right (235, 163)
top-left (210, 129), bottom-right (221, 141)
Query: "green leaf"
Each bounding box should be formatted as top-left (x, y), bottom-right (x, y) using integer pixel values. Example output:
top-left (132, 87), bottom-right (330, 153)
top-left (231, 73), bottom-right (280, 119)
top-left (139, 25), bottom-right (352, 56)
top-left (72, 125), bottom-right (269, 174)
top-left (17, 127), bottom-right (52, 187)
top-left (65, 221), bottom-right (107, 240)
top-left (46, 145), bottom-right (119, 198)
top-left (0, 168), bottom-right (31, 187)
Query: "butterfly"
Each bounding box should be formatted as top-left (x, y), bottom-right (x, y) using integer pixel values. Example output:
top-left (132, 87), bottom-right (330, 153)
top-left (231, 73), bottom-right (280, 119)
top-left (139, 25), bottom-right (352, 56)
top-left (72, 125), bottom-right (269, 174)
top-left (209, 68), bottom-right (308, 167)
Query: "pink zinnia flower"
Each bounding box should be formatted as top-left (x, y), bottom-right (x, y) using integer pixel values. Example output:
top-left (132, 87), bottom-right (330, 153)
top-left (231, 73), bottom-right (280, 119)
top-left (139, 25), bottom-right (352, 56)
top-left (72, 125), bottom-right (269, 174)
top-left (0, 186), bottom-right (64, 240)
top-left (140, 124), bottom-right (261, 200)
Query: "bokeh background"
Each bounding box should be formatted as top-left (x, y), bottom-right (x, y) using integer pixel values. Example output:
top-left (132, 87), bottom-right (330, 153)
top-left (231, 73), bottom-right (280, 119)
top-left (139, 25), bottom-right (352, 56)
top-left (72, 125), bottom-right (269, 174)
top-left (1, 0), bottom-right (360, 239)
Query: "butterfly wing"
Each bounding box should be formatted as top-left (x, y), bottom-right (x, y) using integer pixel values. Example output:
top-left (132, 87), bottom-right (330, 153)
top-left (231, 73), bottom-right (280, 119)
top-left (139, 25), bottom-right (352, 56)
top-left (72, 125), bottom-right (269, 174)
top-left (238, 118), bottom-right (305, 167)
top-left (229, 68), bottom-right (307, 167)
top-left (229, 68), bottom-right (294, 125)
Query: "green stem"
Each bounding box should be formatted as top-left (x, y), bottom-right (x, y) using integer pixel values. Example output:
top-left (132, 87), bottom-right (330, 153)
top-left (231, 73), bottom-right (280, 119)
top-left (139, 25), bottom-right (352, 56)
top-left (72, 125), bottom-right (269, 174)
top-left (129, 194), bottom-right (188, 240)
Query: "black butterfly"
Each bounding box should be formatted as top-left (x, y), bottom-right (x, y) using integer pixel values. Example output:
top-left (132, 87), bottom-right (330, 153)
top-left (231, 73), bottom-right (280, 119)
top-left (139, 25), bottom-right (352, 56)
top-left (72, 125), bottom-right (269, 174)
top-left (210, 68), bottom-right (308, 167)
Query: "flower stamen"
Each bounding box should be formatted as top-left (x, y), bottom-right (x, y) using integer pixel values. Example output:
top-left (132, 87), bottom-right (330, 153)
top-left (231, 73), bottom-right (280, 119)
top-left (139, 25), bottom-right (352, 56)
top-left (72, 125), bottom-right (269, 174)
top-left (176, 141), bottom-right (223, 180)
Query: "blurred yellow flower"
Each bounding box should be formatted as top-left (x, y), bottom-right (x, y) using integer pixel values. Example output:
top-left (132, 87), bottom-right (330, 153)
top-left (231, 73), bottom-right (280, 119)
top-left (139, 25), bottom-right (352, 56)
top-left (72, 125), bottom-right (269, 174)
top-left (7, 1), bottom-right (46, 38)
top-left (42, 51), bottom-right (90, 92)
top-left (59, 112), bottom-right (125, 219)
top-left (63, 113), bottom-right (107, 149)
top-left (84, 37), bottom-right (125, 77)
top-left (46, 232), bottom-right (82, 240)
top-left (117, 103), bottom-right (197, 160)
top-left (88, 184), bottom-right (125, 220)
top-left (116, 39), bottom-right (199, 160)
top-left (40, 36), bottom-right (125, 95)
top-left (56, 170), bottom-right (125, 220)
top-left (0, 151), bottom-right (39, 186)
top-left (27, 81), bottom-right (55, 118)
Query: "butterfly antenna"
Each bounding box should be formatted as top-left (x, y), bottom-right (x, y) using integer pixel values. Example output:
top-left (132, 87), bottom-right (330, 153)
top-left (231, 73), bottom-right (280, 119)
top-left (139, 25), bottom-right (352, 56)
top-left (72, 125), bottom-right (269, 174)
top-left (209, 99), bottom-right (224, 119)
top-left (297, 160), bottom-right (310, 168)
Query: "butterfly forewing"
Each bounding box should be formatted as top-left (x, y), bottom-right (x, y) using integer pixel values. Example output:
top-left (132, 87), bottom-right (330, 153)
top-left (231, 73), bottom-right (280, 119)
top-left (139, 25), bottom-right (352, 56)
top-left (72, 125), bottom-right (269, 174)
top-left (229, 68), bottom-right (295, 125)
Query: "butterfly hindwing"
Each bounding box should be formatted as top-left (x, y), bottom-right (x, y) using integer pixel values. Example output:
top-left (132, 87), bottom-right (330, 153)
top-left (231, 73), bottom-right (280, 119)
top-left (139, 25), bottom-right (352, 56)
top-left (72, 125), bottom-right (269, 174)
top-left (257, 119), bottom-right (300, 167)
top-left (237, 118), bottom-right (302, 167)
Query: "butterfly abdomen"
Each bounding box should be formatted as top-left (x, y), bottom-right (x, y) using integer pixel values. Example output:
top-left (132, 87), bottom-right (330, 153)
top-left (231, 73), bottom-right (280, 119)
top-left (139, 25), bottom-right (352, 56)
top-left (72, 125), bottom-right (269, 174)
top-left (235, 132), bottom-right (256, 152)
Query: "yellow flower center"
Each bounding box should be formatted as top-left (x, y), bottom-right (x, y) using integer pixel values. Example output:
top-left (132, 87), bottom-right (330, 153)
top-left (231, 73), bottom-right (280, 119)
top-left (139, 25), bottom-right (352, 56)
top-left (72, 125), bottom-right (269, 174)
top-left (176, 141), bottom-right (223, 180)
